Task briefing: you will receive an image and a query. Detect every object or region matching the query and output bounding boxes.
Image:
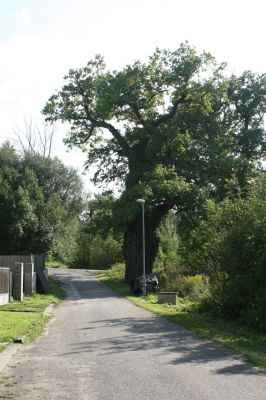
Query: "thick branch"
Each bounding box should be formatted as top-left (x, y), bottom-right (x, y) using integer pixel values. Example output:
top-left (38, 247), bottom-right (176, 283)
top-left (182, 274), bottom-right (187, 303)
top-left (95, 120), bottom-right (131, 155)
top-left (75, 80), bottom-right (131, 156)
top-left (115, 99), bottom-right (145, 126)
top-left (153, 96), bottom-right (186, 127)
top-left (128, 103), bottom-right (145, 125)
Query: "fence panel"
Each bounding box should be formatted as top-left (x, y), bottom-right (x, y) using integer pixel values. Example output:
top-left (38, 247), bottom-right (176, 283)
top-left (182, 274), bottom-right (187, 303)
top-left (0, 268), bottom-right (9, 294)
top-left (0, 268), bottom-right (10, 305)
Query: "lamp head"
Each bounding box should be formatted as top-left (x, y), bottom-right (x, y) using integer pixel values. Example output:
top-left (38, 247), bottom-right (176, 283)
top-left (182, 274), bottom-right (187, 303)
top-left (136, 199), bottom-right (145, 205)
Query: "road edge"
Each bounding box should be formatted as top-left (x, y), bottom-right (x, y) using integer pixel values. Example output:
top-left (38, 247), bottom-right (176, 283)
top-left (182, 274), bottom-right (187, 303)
top-left (0, 302), bottom-right (56, 374)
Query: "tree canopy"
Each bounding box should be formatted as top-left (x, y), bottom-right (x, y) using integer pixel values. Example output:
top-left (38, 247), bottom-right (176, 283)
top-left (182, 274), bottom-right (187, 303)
top-left (0, 142), bottom-right (84, 257)
top-left (43, 43), bottom-right (266, 282)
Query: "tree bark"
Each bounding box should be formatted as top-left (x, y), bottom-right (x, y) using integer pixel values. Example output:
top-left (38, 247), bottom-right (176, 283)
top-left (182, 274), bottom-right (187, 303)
top-left (124, 205), bottom-right (169, 284)
top-left (124, 215), bottom-right (142, 284)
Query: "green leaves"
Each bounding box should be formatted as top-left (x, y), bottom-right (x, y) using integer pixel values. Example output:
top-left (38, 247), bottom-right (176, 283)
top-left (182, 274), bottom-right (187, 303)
top-left (0, 143), bottom-right (84, 256)
top-left (180, 180), bottom-right (266, 331)
top-left (43, 44), bottom-right (265, 200)
top-left (43, 44), bottom-right (266, 281)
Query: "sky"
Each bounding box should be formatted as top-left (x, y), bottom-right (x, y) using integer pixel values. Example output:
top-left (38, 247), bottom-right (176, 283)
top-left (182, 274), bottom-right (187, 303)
top-left (0, 0), bottom-right (265, 191)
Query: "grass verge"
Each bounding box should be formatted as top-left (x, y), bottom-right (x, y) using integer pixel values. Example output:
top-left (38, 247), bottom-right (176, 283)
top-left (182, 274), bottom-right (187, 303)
top-left (45, 260), bottom-right (68, 268)
top-left (97, 264), bottom-right (266, 371)
top-left (0, 276), bottom-right (66, 351)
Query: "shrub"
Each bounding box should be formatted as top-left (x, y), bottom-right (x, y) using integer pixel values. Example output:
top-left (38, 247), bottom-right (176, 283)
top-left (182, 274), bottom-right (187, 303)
top-left (221, 197), bottom-right (266, 330)
top-left (153, 212), bottom-right (184, 286)
top-left (180, 274), bottom-right (210, 300)
top-left (181, 192), bottom-right (266, 331)
top-left (72, 231), bottom-right (123, 269)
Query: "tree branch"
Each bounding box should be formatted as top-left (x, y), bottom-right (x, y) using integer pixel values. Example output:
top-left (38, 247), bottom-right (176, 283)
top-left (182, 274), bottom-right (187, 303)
top-left (153, 95), bottom-right (187, 127)
top-left (128, 103), bottom-right (145, 125)
top-left (75, 80), bottom-right (131, 156)
top-left (147, 89), bottom-right (168, 104)
top-left (114, 99), bottom-right (145, 126)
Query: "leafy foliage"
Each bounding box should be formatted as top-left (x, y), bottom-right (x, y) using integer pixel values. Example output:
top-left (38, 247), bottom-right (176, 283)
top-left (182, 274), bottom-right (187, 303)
top-left (72, 194), bottom-right (123, 269)
top-left (72, 233), bottom-right (123, 269)
top-left (153, 212), bottom-right (182, 277)
top-left (0, 142), bottom-right (84, 258)
top-left (181, 175), bottom-right (266, 331)
top-left (43, 43), bottom-right (266, 282)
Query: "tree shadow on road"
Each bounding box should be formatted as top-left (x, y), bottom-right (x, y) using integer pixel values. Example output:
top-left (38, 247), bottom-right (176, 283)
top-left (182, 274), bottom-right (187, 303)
top-left (57, 315), bottom-right (265, 377)
top-left (50, 269), bottom-right (121, 301)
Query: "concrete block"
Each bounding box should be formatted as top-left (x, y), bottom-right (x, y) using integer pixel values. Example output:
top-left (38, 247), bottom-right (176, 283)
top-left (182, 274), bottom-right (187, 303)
top-left (157, 292), bottom-right (178, 305)
top-left (0, 293), bottom-right (9, 306)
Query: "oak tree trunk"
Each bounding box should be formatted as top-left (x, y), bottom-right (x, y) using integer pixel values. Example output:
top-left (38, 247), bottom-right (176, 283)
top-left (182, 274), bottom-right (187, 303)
top-left (124, 205), bottom-right (169, 284)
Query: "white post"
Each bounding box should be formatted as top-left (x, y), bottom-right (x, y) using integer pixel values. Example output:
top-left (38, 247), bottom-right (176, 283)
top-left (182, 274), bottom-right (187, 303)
top-left (136, 199), bottom-right (146, 296)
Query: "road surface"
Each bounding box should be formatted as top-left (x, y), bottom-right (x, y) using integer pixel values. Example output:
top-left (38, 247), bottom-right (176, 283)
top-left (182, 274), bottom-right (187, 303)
top-left (0, 268), bottom-right (265, 399)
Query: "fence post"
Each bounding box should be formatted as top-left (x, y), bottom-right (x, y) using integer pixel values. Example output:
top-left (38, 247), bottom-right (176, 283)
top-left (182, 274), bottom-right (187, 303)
top-left (11, 263), bottom-right (24, 301)
top-left (0, 268), bottom-right (10, 305)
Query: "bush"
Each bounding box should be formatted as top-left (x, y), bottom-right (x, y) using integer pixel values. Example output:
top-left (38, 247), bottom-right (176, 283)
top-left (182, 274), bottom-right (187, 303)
top-left (89, 234), bottom-right (123, 269)
top-left (100, 262), bottom-right (125, 280)
top-left (153, 212), bottom-right (184, 286)
top-left (221, 197), bottom-right (266, 329)
top-left (153, 212), bottom-right (209, 301)
top-left (157, 272), bottom-right (209, 300)
top-left (181, 192), bottom-right (266, 331)
top-left (72, 231), bottom-right (123, 269)
top-left (179, 275), bottom-right (210, 300)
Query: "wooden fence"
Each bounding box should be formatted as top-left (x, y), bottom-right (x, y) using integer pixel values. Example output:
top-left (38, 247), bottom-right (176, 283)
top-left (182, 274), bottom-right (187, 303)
top-left (0, 268), bottom-right (9, 294)
top-left (0, 255), bottom-right (48, 295)
top-left (0, 255), bottom-right (32, 268)
top-left (0, 268), bottom-right (10, 305)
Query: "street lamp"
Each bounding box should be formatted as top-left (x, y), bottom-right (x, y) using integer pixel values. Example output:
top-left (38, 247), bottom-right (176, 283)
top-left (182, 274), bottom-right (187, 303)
top-left (136, 199), bottom-right (146, 296)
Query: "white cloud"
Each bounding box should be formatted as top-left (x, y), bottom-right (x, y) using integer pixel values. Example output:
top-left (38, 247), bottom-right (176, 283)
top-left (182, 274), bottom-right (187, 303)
top-left (10, 7), bottom-right (31, 27)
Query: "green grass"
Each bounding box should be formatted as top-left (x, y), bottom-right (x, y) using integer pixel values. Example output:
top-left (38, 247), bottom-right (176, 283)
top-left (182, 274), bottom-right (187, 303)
top-left (45, 260), bottom-right (68, 268)
top-left (97, 264), bottom-right (266, 371)
top-left (0, 277), bottom-right (66, 351)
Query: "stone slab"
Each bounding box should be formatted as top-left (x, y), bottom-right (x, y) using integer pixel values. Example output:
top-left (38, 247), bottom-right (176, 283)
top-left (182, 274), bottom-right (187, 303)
top-left (157, 292), bottom-right (178, 305)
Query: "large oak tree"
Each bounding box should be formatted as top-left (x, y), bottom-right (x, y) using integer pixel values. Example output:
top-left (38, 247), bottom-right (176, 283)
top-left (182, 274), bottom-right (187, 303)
top-left (43, 43), bottom-right (266, 283)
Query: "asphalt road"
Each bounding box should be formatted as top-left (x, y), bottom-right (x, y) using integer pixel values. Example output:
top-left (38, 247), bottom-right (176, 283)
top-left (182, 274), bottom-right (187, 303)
top-left (0, 268), bottom-right (265, 400)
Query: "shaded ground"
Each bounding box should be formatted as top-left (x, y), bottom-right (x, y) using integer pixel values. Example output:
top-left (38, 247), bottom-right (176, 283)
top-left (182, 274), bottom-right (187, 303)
top-left (0, 269), bottom-right (265, 399)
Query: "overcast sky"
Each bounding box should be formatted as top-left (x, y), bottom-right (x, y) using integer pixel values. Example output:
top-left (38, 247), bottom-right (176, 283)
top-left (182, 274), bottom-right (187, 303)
top-left (0, 0), bottom-right (265, 191)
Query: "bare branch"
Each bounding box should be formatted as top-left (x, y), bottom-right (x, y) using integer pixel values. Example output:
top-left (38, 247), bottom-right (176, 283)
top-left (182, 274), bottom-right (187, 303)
top-left (12, 117), bottom-right (56, 157)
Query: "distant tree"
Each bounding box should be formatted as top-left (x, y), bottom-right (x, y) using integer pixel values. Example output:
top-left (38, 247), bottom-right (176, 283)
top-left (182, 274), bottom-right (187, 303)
top-left (72, 193), bottom-right (123, 268)
top-left (0, 142), bottom-right (28, 253)
top-left (43, 43), bottom-right (266, 283)
top-left (13, 117), bottom-right (55, 157)
top-left (0, 142), bottom-right (84, 257)
top-left (21, 153), bottom-right (84, 220)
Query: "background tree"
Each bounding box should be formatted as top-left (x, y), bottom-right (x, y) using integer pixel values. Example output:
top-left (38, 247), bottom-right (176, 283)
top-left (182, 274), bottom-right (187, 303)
top-left (72, 193), bottom-right (123, 268)
top-left (0, 142), bottom-right (84, 259)
top-left (43, 43), bottom-right (266, 283)
top-left (13, 117), bottom-right (56, 157)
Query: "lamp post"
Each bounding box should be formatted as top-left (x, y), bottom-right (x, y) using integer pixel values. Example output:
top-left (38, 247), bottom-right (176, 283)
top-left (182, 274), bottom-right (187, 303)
top-left (136, 199), bottom-right (146, 296)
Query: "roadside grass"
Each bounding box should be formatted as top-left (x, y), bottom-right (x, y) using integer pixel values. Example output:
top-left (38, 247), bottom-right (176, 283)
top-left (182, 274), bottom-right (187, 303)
top-left (0, 277), bottom-right (66, 351)
top-left (97, 264), bottom-right (266, 371)
top-left (46, 260), bottom-right (68, 268)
